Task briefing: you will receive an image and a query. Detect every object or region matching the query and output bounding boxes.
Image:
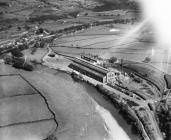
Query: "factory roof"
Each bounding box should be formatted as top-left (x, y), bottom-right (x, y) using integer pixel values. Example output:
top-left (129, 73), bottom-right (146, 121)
top-left (73, 58), bottom-right (108, 75)
top-left (69, 63), bottom-right (106, 78)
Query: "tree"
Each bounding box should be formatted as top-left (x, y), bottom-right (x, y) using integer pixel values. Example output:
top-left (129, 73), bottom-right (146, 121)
top-left (24, 24), bottom-right (30, 30)
top-left (143, 57), bottom-right (151, 63)
top-left (11, 48), bottom-right (23, 57)
top-left (17, 26), bottom-right (21, 31)
top-left (109, 24), bottom-right (114, 28)
top-left (8, 24), bottom-right (12, 28)
top-left (84, 13), bottom-right (88, 16)
top-left (35, 28), bottom-right (44, 34)
top-left (44, 134), bottom-right (57, 140)
top-left (109, 57), bottom-right (117, 63)
top-left (69, 11), bottom-right (79, 18)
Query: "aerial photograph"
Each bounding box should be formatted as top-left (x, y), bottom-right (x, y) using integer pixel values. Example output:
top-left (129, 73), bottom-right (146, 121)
top-left (0, 0), bottom-right (171, 140)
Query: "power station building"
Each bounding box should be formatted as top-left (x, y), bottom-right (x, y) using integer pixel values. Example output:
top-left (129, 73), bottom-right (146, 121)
top-left (69, 57), bottom-right (108, 83)
top-left (69, 57), bottom-right (116, 83)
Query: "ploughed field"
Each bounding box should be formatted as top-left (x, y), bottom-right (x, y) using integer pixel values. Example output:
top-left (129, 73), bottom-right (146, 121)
top-left (53, 24), bottom-right (171, 91)
top-left (53, 23), bottom-right (171, 75)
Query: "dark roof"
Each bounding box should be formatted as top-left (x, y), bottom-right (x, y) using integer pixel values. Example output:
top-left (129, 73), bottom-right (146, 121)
top-left (69, 63), bottom-right (106, 78)
top-left (73, 58), bottom-right (108, 75)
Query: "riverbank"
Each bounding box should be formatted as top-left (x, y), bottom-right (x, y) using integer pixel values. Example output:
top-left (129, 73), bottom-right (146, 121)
top-left (70, 71), bottom-right (149, 140)
top-left (41, 47), bottom-right (142, 140)
top-left (42, 46), bottom-right (163, 140)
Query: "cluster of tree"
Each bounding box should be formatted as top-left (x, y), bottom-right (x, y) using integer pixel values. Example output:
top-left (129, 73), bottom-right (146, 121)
top-left (93, 0), bottom-right (140, 12)
top-left (119, 106), bottom-right (140, 135)
top-left (52, 23), bottom-right (90, 35)
top-left (4, 55), bottom-right (33, 71)
top-left (11, 48), bottom-right (24, 58)
top-left (135, 107), bottom-right (160, 140)
top-left (24, 24), bottom-right (30, 31)
top-left (0, 42), bottom-right (28, 55)
top-left (143, 57), bottom-right (151, 63)
top-left (109, 57), bottom-right (117, 63)
top-left (0, 2), bottom-right (9, 7)
top-left (96, 83), bottom-right (141, 136)
top-left (164, 74), bottom-right (171, 89)
top-left (29, 14), bottom-right (68, 23)
top-left (0, 18), bottom-right (20, 31)
top-left (12, 58), bottom-right (33, 71)
top-left (52, 18), bottom-right (137, 36)
top-left (92, 18), bottom-right (137, 26)
top-left (43, 134), bottom-right (57, 140)
top-left (35, 28), bottom-right (44, 34)
top-left (68, 11), bottom-right (80, 18)
top-left (156, 101), bottom-right (171, 140)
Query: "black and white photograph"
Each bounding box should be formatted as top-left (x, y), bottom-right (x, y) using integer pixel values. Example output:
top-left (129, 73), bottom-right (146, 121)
top-left (0, 0), bottom-right (171, 140)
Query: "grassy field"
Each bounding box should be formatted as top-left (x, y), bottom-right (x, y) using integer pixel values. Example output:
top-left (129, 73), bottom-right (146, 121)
top-left (52, 21), bottom-right (171, 77)
top-left (53, 24), bottom-right (156, 58)
top-left (0, 63), bottom-right (113, 139)
top-left (0, 75), bottom-right (37, 98)
top-left (22, 68), bottom-right (110, 140)
top-left (0, 119), bottom-right (56, 140)
top-left (0, 67), bottom-right (57, 139)
top-left (0, 94), bottom-right (53, 126)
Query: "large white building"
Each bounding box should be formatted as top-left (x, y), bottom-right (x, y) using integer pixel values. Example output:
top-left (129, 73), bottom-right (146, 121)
top-left (107, 69), bottom-right (119, 84)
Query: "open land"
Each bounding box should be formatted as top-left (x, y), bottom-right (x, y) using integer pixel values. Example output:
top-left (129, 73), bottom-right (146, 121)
top-left (0, 74), bottom-right (57, 140)
top-left (1, 0), bottom-right (171, 140)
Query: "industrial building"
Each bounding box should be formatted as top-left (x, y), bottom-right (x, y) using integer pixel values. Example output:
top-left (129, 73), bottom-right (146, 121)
top-left (81, 53), bottom-right (102, 63)
top-left (69, 57), bottom-right (119, 84)
top-left (73, 57), bottom-right (108, 75)
top-left (69, 63), bottom-right (107, 83)
top-left (107, 70), bottom-right (117, 83)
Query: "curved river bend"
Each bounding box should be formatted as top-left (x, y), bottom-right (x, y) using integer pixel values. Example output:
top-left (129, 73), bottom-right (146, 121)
top-left (57, 72), bottom-right (141, 140)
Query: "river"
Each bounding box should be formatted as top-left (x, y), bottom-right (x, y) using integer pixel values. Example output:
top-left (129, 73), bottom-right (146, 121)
top-left (55, 71), bottom-right (141, 140)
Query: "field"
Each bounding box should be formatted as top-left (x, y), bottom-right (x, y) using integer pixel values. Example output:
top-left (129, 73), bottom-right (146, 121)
top-left (22, 68), bottom-right (111, 140)
top-left (53, 24), bottom-right (154, 57)
top-left (0, 75), bottom-right (37, 97)
top-left (53, 22), bottom-right (171, 76)
top-left (1, 0), bottom-right (169, 139)
top-left (0, 74), bottom-right (57, 139)
top-left (0, 94), bottom-right (53, 126)
top-left (0, 119), bottom-right (56, 140)
top-left (0, 62), bottom-right (114, 140)
top-left (52, 22), bottom-right (171, 94)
